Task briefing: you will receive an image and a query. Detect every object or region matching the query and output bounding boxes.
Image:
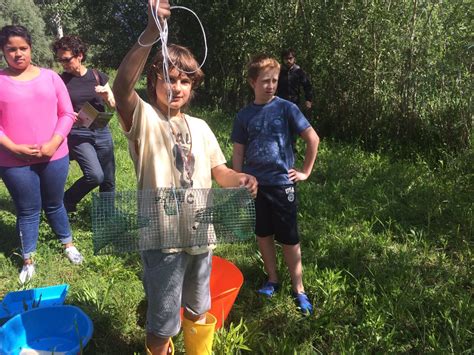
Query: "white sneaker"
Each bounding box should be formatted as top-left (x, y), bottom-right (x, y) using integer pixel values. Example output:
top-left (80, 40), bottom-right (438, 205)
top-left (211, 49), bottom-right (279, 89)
top-left (19, 264), bottom-right (35, 284)
top-left (65, 246), bottom-right (84, 264)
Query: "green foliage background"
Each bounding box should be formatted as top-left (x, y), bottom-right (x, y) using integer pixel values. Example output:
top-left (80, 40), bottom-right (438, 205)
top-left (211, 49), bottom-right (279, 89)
top-left (0, 0), bottom-right (51, 66)
top-left (0, 2), bottom-right (472, 352)
top-left (17, 0), bottom-right (471, 156)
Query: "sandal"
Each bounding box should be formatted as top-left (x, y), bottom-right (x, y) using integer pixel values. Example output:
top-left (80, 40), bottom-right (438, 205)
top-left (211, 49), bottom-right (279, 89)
top-left (257, 281), bottom-right (280, 297)
top-left (293, 292), bottom-right (313, 315)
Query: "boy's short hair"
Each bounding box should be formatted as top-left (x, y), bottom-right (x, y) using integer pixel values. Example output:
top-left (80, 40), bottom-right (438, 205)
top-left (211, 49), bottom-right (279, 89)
top-left (147, 44), bottom-right (204, 106)
top-left (246, 54), bottom-right (280, 81)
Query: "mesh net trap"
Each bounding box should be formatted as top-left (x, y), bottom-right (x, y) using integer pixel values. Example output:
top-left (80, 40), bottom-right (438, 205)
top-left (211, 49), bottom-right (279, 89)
top-left (91, 187), bottom-right (256, 254)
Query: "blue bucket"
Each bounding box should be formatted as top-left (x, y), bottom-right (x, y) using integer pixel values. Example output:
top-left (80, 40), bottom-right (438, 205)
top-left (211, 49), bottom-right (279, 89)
top-left (0, 284), bottom-right (69, 324)
top-left (0, 305), bottom-right (93, 355)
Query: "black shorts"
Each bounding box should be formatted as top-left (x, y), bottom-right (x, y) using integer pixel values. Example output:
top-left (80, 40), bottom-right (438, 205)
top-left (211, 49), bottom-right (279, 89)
top-left (255, 184), bottom-right (299, 245)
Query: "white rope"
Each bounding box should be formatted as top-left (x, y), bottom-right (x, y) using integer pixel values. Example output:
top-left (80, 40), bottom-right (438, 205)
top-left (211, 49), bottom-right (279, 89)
top-left (136, 1), bottom-right (208, 212)
top-left (167, 5), bottom-right (208, 74)
top-left (137, 1), bottom-right (208, 103)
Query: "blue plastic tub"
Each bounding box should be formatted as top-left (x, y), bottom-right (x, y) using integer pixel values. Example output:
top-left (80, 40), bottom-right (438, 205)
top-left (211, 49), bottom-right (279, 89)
top-left (0, 284), bottom-right (69, 324)
top-left (0, 305), bottom-right (93, 355)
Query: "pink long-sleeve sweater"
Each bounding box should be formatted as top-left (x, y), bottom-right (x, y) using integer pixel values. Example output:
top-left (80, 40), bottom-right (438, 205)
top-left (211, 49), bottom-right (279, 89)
top-left (0, 68), bottom-right (75, 167)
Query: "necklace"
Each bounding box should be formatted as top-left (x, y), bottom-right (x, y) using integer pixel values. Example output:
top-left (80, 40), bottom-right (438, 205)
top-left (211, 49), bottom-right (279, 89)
top-left (168, 114), bottom-right (194, 187)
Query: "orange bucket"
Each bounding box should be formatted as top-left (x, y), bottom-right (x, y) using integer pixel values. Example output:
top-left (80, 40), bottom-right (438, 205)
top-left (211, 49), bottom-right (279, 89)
top-left (209, 256), bottom-right (244, 329)
top-left (180, 256), bottom-right (244, 329)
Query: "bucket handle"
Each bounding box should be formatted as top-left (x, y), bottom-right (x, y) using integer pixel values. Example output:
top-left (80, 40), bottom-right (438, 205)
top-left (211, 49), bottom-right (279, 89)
top-left (212, 287), bottom-right (240, 301)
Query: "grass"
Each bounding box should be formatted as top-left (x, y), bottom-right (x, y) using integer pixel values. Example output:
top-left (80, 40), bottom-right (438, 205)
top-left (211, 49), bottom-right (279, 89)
top-left (0, 107), bottom-right (472, 354)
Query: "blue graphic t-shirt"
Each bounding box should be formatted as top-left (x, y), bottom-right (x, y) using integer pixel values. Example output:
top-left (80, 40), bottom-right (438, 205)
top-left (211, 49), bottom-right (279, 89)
top-left (231, 96), bottom-right (311, 186)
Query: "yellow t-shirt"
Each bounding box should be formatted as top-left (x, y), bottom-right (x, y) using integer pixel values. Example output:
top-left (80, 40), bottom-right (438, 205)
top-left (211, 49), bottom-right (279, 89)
top-left (121, 97), bottom-right (227, 254)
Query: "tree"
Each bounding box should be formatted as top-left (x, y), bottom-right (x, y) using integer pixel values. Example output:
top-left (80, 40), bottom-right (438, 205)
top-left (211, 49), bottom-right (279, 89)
top-left (34, 0), bottom-right (82, 38)
top-left (26, 0), bottom-right (469, 154)
top-left (0, 0), bottom-right (52, 66)
top-left (72, 0), bottom-right (147, 67)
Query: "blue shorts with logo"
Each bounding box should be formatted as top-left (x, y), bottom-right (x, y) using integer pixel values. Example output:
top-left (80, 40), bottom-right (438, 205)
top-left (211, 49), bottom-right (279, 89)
top-left (255, 184), bottom-right (299, 245)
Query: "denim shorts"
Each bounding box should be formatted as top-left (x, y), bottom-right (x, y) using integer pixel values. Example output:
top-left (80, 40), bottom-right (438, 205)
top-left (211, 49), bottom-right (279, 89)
top-left (255, 184), bottom-right (299, 245)
top-left (141, 249), bottom-right (212, 337)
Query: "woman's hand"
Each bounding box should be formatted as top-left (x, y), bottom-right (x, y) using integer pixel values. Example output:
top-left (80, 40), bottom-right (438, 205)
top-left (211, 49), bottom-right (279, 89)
top-left (95, 84), bottom-right (116, 108)
top-left (95, 85), bottom-right (109, 99)
top-left (12, 144), bottom-right (40, 161)
top-left (38, 141), bottom-right (58, 158)
top-left (73, 112), bottom-right (79, 123)
top-left (38, 134), bottom-right (64, 158)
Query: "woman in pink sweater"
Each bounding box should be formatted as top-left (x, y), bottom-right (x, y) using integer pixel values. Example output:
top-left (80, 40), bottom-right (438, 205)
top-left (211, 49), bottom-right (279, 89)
top-left (0, 25), bottom-right (83, 283)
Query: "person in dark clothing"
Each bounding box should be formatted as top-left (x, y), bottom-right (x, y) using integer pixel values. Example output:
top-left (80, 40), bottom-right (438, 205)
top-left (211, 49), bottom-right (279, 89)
top-left (52, 35), bottom-right (116, 213)
top-left (276, 49), bottom-right (313, 111)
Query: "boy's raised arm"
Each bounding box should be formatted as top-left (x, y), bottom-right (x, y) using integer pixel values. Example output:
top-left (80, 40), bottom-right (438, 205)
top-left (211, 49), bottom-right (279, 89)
top-left (113, 0), bottom-right (170, 131)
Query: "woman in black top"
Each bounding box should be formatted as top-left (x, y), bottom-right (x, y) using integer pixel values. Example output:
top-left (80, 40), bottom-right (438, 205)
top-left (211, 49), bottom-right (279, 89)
top-left (52, 36), bottom-right (116, 213)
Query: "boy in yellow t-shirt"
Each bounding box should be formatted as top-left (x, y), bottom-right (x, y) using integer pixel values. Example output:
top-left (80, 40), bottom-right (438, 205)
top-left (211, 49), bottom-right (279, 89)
top-left (112, 1), bottom-right (258, 354)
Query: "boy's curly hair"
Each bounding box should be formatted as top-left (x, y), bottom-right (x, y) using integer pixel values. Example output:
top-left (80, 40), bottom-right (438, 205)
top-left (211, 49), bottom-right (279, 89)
top-left (52, 35), bottom-right (88, 61)
top-left (246, 54), bottom-right (280, 81)
top-left (147, 44), bottom-right (204, 106)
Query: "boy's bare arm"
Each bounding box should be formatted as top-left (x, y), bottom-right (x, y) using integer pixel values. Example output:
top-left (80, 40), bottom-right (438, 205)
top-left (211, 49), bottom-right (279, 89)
top-left (288, 126), bottom-right (319, 182)
top-left (232, 143), bottom-right (245, 172)
top-left (112, 42), bottom-right (151, 131)
top-left (113, 0), bottom-right (170, 131)
top-left (212, 164), bottom-right (258, 198)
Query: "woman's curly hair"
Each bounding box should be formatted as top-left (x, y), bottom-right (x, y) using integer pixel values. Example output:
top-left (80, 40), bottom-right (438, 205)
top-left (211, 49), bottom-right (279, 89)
top-left (52, 35), bottom-right (88, 61)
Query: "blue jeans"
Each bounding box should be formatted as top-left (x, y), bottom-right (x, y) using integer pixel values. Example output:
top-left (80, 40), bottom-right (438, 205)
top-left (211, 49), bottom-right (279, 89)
top-left (0, 155), bottom-right (72, 259)
top-left (64, 127), bottom-right (115, 211)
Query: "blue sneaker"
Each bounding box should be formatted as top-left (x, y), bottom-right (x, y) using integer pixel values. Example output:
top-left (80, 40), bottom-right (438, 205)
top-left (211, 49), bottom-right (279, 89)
top-left (257, 281), bottom-right (280, 297)
top-left (293, 292), bottom-right (313, 315)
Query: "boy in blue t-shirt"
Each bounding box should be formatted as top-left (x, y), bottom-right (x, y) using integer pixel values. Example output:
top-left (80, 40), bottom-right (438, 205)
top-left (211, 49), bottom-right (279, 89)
top-left (231, 54), bottom-right (320, 315)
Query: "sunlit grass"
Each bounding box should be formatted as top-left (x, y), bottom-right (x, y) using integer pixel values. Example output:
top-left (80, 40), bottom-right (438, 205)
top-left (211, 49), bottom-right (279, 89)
top-left (0, 107), bottom-right (472, 353)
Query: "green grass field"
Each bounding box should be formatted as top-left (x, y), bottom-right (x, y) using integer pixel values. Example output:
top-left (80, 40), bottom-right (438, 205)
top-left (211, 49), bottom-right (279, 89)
top-left (0, 108), bottom-right (472, 354)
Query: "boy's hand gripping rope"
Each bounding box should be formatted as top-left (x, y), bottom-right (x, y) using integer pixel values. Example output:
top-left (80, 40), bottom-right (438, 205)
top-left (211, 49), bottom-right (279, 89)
top-left (137, 0), bottom-right (208, 103)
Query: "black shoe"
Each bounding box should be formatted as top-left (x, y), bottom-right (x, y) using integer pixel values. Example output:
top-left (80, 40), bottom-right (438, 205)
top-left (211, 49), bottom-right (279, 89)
top-left (64, 203), bottom-right (77, 213)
